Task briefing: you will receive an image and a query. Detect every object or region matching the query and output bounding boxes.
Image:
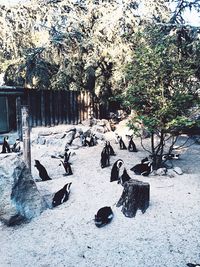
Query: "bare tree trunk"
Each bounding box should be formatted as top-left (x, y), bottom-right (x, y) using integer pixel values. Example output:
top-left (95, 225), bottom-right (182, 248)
top-left (117, 179), bottom-right (150, 217)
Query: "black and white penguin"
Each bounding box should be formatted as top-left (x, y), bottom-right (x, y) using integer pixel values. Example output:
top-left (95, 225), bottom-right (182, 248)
top-left (187, 264), bottom-right (200, 267)
top-left (130, 160), bottom-right (152, 176)
top-left (101, 146), bottom-right (110, 168)
top-left (110, 159), bottom-right (124, 182)
top-left (94, 206), bottom-right (114, 227)
top-left (34, 160), bottom-right (52, 181)
top-left (52, 182), bottom-right (72, 207)
top-left (1, 136), bottom-right (11, 153)
top-left (105, 141), bottom-right (116, 156)
top-left (127, 135), bottom-right (138, 152)
top-left (119, 168), bottom-right (132, 185)
top-left (88, 134), bottom-right (97, 147)
top-left (118, 136), bottom-right (127, 150)
top-left (162, 153), bottom-right (180, 160)
top-left (12, 141), bottom-right (21, 153)
top-left (61, 150), bottom-right (73, 175)
top-left (60, 160), bottom-right (73, 176)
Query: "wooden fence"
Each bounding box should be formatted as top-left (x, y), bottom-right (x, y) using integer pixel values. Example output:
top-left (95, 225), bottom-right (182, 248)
top-left (21, 90), bottom-right (100, 127)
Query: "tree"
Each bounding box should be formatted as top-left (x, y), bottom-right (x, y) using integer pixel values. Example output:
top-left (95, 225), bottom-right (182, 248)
top-left (122, 25), bottom-right (200, 169)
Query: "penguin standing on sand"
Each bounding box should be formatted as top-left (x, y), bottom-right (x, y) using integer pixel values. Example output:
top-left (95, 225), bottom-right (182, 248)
top-left (105, 141), bottom-right (116, 156)
top-left (34, 160), bottom-right (52, 181)
top-left (127, 135), bottom-right (138, 152)
top-left (110, 159), bottom-right (124, 182)
top-left (1, 136), bottom-right (11, 153)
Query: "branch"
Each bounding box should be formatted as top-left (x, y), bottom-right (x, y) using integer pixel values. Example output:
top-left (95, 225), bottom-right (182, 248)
top-left (139, 136), bottom-right (152, 154)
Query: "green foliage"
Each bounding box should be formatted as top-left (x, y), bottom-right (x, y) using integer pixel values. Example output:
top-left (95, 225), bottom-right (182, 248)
top-left (125, 26), bottom-right (200, 130)
top-left (123, 25), bottom-right (200, 168)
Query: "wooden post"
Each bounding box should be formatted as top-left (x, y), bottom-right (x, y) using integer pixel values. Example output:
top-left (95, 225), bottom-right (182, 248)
top-left (117, 179), bottom-right (150, 217)
top-left (16, 97), bottom-right (22, 141)
top-left (21, 106), bottom-right (31, 171)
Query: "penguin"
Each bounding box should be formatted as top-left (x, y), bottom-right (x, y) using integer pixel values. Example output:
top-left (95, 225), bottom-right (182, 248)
top-left (141, 157), bottom-right (149, 164)
top-left (119, 168), bottom-right (132, 185)
top-left (61, 149), bottom-right (73, 175)
top-left (34, 160), bottom-right (52, 181)
top-left (12, 141), bottom-right (21, 153)
top-left (52, 182), bottom-right (72, 207)
top-left (101, 146), bottom-right (110, 168)
top-left (162, 153), bottom-right (180, 160)
top-left (60, 160), bottom-right (73, 176)
top-left (187, 264), bottom-right (200, 267)
top-left (118, 136), bottom-right (127, 150)
top-left (94, 206), bottom-right (114, 227)
top-left (88, 134), bottom-right (97, 147)
top-left (105, 141), bottom-right (116, 156)
top-left (130, 161), bottom-right (152, 176)
top-left (1, 136), bottom-right (11, 153)
top-left (127, 135), bottom-right (138, 152)
top-left (110, 159), bottom-right (124, 182)
top-left (64, 149), bottom-right (71, 163)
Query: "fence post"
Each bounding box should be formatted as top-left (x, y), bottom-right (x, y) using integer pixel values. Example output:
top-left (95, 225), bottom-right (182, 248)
top-left (16, 97), bottom-right (22, 141)
top-left (21, 106), bottom-right (31, 171)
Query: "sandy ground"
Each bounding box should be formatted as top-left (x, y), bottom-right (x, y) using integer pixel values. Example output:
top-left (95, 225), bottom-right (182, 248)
top-left (0, 123), bottom-right (200, 267)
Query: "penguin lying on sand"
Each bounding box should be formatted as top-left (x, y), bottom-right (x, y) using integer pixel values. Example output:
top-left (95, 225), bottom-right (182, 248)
top-left (52, 182), bottom-right (72, 207)
top-left (130, 158), bottom-right (152, 176)
top-left (94, 206), bottom-right (114, 228)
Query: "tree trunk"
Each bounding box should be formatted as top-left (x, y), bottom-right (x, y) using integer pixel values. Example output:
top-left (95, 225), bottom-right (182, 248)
top-left (116, 179), bottom-right (150, 217)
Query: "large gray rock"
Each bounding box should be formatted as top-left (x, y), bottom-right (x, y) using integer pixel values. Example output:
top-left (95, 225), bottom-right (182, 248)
top-left (0, 154), bottom-right (47, 226)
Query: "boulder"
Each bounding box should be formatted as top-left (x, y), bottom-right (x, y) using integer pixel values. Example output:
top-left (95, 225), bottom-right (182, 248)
top-left (91, 125), bottom-right (105, 134)
top-left (173, 167), bottom-right (183, 175)
top-left (38, 130), bottom-right (52, 136)
top-left (71, 137), bottom-right (83, 147)
top-left (37, 136), bottom-right (46, 145)
top-left (167, 169), bottom-right (175, 178)
top-left (155, 168), bottom-right (167, 176)
top-left (65, 129), bottom-right (76, 145)
top-left (0, 154), bottom-right (47, 226)
top-left (53, 133), bottom-right (66, 139)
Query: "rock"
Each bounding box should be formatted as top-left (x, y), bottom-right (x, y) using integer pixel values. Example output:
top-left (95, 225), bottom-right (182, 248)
top-left (0, 154), bottom-right (47, 226)
top-left (156, 168), bottom-right (167, 176)
top-left (71, 137), bottom-right (83, 147)
top-left (65, 127), bottom-right (76, 133)
top-left (53, 133), bottom-right (66, 139)
top-left (37, 136), bottom-right (46, 145)
top-left (92, 132), bottom-right (104, 140)
top-left (167, 169), bottom-right (175, 178)
top-left (97, 119), bottom-right (109, 127)
top-left (46, 138), bottom-right (63, 146)
top-left (173, 167), bottom-right (183, 175)
top-left (91, 125), bottom-right (105, 134)
top-left (38, 130), bottom-right (52, 136)
top-left (65, 129), bottom-right (76, 145)
top-left (81, 118), bottom-right (97, 127)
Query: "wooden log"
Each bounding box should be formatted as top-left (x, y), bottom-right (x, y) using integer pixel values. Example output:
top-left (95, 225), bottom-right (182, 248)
top-left (116, 179), bottom-right (150, 217)
top-left (21, 106), bottom-right (31, 171)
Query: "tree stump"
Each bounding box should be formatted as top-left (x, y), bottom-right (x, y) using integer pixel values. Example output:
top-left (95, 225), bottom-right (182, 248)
top-left (116, 179), bottom-right (150, 217)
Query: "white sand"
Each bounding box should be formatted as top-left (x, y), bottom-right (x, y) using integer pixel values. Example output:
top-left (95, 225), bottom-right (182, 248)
top-left (0, 124), bottom-right (200, 267)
